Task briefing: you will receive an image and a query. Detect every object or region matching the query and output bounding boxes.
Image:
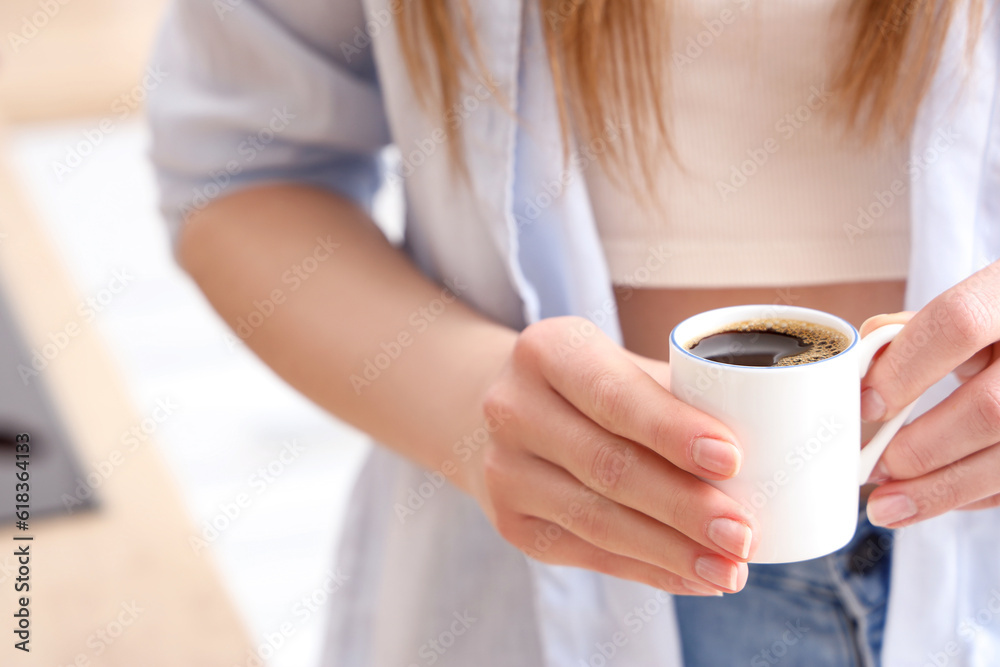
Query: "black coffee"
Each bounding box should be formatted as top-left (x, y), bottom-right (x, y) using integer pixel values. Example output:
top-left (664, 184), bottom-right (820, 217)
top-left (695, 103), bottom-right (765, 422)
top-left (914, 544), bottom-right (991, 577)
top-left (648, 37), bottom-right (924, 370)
top-left (686, 319), bottom-right (849, 367)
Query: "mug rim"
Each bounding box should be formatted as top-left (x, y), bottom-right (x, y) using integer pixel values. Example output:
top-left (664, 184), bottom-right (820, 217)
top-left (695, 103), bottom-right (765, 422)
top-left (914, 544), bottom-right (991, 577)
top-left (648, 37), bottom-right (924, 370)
top-left (668, 304), bottom-right (860, 371)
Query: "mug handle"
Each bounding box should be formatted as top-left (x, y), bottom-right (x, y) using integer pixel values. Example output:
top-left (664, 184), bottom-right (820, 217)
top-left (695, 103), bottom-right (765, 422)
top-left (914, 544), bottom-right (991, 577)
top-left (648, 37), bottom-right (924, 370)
top-left (855, 323), bottom-right (920, 484)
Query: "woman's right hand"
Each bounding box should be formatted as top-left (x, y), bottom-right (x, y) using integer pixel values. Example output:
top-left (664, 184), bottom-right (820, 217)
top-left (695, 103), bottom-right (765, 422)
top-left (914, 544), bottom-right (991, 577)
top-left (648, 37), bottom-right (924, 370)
top-left (471, 316), bottom-right (759, 596)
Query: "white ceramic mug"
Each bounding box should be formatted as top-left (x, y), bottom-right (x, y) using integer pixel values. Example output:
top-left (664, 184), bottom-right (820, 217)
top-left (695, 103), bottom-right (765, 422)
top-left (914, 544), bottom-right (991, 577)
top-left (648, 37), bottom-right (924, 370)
top-left (669, 305), bottom-right (921, 563)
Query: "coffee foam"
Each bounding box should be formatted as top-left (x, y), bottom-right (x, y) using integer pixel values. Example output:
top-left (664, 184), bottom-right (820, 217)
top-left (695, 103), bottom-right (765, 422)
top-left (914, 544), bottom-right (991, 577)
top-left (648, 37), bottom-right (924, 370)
top-left (686, 318), bottom-right (850, 366)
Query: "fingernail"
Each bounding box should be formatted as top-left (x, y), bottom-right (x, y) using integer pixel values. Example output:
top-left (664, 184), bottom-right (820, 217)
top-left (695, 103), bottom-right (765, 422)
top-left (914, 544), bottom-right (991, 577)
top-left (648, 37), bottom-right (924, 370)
top-left (695, 555), bottom-right (738, 591)
top-left (867, 493), bottom-right (917, 527)
top-left (681, 579), bottom-right (724, 596)
top-left (867, 460), bottom-right (891, 484)
top-left (861, 387), bottom-right (886, 422)
top-left (707, 518), bottom-right (752, 560)
top-left (692, 438), bottom-right (741, 477)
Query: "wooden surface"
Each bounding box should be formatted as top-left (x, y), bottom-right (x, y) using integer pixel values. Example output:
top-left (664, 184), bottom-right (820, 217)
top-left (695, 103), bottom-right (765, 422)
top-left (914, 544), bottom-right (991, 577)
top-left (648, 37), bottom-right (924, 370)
top-left (0, 2), bottom-right (270, 663)
top-left (0, 128), bottom-right (253, 664)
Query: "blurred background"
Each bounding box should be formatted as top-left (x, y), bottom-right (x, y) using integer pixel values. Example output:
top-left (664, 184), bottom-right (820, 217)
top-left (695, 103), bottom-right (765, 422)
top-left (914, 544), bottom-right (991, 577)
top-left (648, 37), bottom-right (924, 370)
top-left (0, 1), bottom-right (399, 664)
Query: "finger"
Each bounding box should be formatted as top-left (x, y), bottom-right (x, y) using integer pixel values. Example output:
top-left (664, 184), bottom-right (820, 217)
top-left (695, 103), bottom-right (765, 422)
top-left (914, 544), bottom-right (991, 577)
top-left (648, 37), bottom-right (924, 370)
top-left (510, 516), bottom-right (724, 596)
top-left (514, 383), bottom-right (757, 560)
top-left (859, 313), bottom-right (914, 384)
top-left (875, 362), bottom-right (1000, 480)
top-left (517, 317), bottom-right (743, 478)
top-left (862, 263), bottom-right (1000, 421)
top-left (859, 311), bottom-right (915, 337)
top-left (497, 455), bottom-right (748, 593)
top-left (959, 493), bottom-right (1000, 511)
top-left (622, 347), bottom-right (671, 389)
top-left (867, 443), bottom-right (1000, 527)
top-left (954, 346), bottom-right (994, 383)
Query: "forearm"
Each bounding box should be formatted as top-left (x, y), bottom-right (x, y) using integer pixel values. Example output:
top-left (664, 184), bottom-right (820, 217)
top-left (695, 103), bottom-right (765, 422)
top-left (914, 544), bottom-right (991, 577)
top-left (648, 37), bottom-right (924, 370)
top-left (178, 184), bottom-right (517, 494)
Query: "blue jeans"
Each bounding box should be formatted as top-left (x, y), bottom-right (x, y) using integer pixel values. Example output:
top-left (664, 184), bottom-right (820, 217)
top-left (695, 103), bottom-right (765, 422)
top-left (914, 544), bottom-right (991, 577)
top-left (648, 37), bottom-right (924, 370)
top-left (674, 510), bottom-right (893, 667)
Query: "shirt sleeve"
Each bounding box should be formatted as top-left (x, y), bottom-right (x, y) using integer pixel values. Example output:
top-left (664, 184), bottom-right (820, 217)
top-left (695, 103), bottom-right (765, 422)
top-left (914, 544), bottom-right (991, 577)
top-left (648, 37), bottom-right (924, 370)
top-left (146, 0), bottom-right (393, 245)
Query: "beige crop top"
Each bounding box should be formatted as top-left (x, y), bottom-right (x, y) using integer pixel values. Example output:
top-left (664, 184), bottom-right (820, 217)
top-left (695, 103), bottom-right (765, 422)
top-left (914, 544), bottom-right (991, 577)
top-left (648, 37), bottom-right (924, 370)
top-left (585, 0), bottom-right (911, 288)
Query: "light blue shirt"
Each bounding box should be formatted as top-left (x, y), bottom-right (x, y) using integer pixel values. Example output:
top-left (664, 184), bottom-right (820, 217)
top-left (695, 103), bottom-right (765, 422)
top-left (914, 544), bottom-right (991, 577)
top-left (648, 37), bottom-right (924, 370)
top-left (148, 1), bottom-right (1000, 665)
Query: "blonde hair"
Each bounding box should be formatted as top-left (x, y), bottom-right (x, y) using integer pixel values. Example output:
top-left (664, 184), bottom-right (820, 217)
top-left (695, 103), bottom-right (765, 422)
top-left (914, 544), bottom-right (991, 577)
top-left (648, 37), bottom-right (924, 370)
top-left (398, 0), bottom-right (981, 187)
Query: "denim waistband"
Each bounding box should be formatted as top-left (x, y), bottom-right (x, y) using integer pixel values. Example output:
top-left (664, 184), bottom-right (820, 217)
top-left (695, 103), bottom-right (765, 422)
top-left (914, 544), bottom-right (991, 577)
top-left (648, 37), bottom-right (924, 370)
top-left (674, 510), bottom-right (893, 667)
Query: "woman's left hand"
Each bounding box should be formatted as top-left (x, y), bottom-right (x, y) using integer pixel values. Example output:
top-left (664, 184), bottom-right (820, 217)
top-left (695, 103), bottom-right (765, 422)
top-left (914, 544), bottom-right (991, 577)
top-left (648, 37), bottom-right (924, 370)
top-left (860, 260), bottom-right (1000, 528)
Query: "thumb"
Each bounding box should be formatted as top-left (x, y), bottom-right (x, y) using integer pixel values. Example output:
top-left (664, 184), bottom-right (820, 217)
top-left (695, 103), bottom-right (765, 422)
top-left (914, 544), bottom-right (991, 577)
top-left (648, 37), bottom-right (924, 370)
top-left (859, 311), bottom-right (915, 338)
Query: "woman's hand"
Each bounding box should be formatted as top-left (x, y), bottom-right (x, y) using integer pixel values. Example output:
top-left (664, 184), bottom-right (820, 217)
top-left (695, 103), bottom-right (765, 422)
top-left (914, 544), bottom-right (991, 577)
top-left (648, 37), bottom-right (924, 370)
top-left (469, 316), bottom-right (759, 596)
top-left (860, 260), bottom-right (1000, 527)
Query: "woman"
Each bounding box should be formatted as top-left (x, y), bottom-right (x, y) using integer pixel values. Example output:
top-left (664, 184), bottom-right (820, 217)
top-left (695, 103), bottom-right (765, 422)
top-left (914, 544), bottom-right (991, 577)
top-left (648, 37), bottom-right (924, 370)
top-left (148, 0), bottom-right (1000, 665)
